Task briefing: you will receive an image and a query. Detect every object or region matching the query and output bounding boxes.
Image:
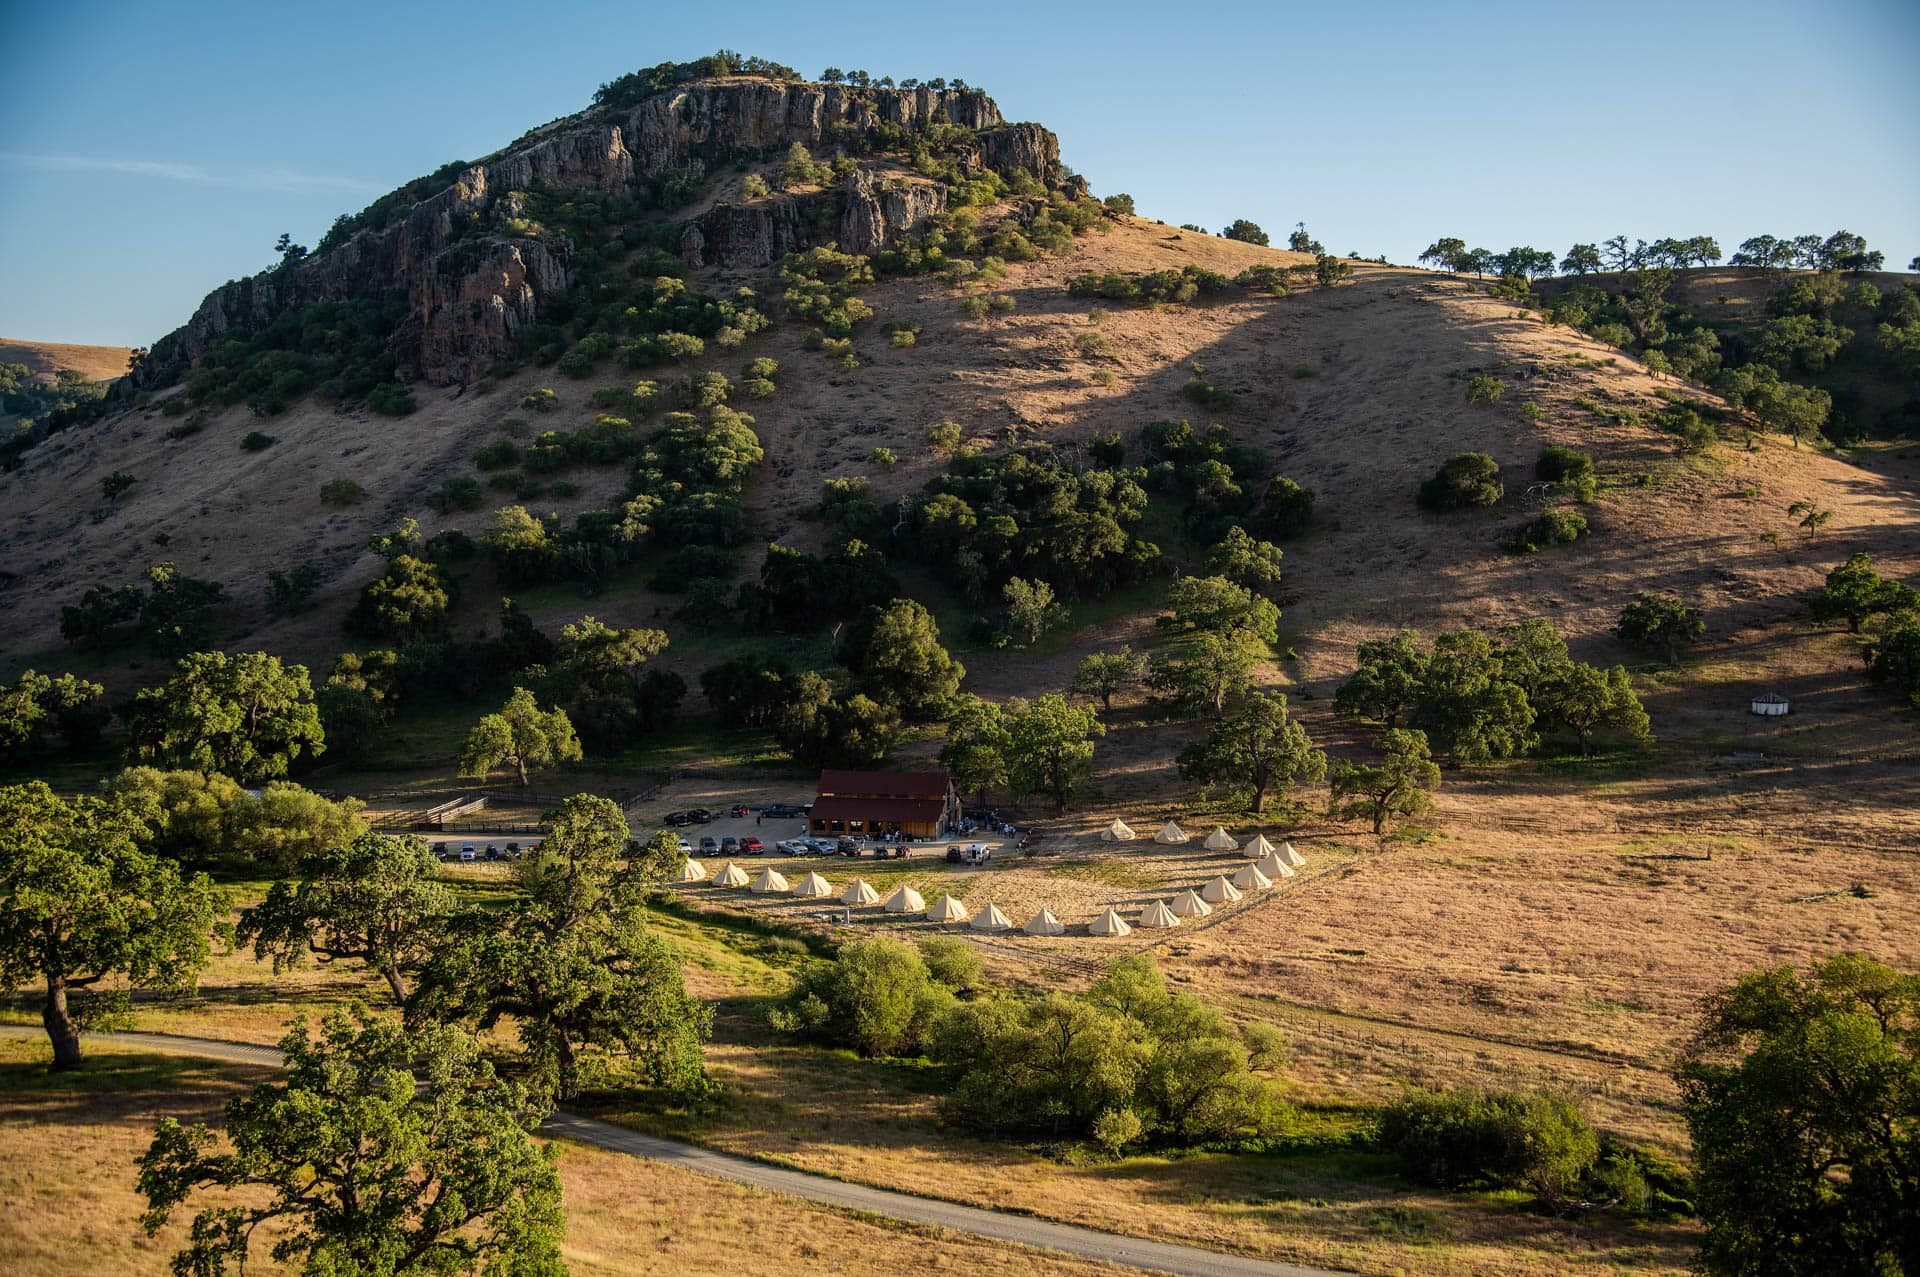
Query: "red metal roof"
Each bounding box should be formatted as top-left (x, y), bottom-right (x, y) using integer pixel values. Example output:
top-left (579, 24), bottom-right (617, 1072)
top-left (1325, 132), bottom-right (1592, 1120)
top-left (808, 795), bottom-right (947, 823)
top-left (815, 769), bottom-right (950, 798)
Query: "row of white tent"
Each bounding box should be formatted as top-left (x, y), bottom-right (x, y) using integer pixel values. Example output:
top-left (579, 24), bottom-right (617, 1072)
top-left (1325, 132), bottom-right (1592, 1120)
top-left (677, 840), bottom-right (1307, 937)
top-left (1100, 821), bottom-right (1297, 858)
top-left (677, 861), bottom-right (1069, 933)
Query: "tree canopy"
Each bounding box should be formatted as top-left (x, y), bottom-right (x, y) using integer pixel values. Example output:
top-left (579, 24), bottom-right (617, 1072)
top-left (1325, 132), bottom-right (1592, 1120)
top-left (125, 651), bottom-right (326, 783)
top-left (1178, 691), bottom-right (1326, 814)
top-left (458, 688), bottom-right (583, 786)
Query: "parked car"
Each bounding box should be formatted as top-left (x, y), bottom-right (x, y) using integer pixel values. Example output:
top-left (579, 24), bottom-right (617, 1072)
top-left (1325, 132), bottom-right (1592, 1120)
top-left (739, 836), bottom-right (764, 854)
top-left (484, 844), bottom-right (501, 861)
top-left (675, 836), bottom-right (694, 853)
top-left (504, 842), bottom-right (520, 858)
top-left (729, 803), bottom-right (750, 818)
top-left (761, 802), bottom-right (806, 818)
top-left (775, 839), bottom-right (806, 855)
top-left (664, 811), bottom-right (690, 827)
top-left (836, 837), bottom-right (859, 856)
top-left (689, 808), bottom-right (713, 824)
top-left (720, 836), bottom-right (740, 854)
top-left (458, 844), bottom-right (477, 862)
top-left (699, 836), bottom-right (718, 854)
top-left (944, 845), bottom-right (964, 864)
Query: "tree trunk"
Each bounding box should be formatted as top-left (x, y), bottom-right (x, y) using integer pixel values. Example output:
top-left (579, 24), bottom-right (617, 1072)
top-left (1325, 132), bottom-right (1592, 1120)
top-left (1371, 803), bottom-right (1386, 835)
top-left (516, 755), bottom-right (529, 786)
top-left (44, 977), bottom-right (82, 1069)
top-left (1251, 778), bottom-right (1269, 815)
top-left (381, 962), bottom-right (409, 1005)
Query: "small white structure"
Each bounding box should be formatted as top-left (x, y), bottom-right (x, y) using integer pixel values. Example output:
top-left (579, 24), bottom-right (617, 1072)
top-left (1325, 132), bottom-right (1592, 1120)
top-left (1024, 908), bottom-right (1067, 936)
top-left (970, 903), bottom-right (1014, 932)
top-left (712, 861), bottom-right (751, 888)
top-left (674, 858), bottom-right (709, 884)
top-left (1154, 820), bottom-right (1190, 845)
top-left (1279, 841), bottom-right (1307, 869)
top-left (927, 894), bottom-right (971, 923)
top-left (1200, 875), bottom-right (1243, 904)
top-left (750, 868), bottom-right (791, 895)
top-left (791, 871), bottom-right (835, 899)
top-left (1751, 692), bottom-right (1791, 717)
top-left (1101, 818), bottom-right (1137, 842)
top-left (842, 878), bottom-right (881, 906)
top-left (1203, 826), bottom-right (1239, 852)
top-left (1088, 907), bottom-right (1133, 937)
top-left (883, 885), bottom-right (926, 914)
top-left (1245, 833), bottom-right (1276, 859)
top-left (1169, 889), bottom-right (1213, 918)
top-left (1137, 898), bottom-right (1182, 928)
top-left (1231, 862), bottom-right (1273, 891)
top-left (1256, 852), bottom-right (1296, 880)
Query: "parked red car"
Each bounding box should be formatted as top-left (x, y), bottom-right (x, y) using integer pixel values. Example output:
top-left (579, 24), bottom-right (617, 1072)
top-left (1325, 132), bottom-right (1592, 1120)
top-left (729, 803), bottom-right (751, 817)
top-left (739, 836), bottom-right (765, 855)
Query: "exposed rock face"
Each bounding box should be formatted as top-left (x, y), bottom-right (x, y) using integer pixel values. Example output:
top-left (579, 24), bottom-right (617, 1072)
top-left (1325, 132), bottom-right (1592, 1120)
top-left (141, 79), bottom-right (1064, 387)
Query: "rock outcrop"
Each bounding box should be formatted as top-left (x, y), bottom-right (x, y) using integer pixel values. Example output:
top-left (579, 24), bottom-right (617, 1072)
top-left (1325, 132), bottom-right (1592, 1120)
top-left (141, 78), bottom-right (1067, 387)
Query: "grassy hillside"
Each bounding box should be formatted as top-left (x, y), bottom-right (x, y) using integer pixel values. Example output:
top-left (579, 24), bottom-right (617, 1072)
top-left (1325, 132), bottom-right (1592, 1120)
top-left (0, 338), bottom-right (133, 385)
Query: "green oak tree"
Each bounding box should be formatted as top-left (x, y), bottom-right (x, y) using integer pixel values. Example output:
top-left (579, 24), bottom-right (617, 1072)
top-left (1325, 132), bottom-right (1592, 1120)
top-left (1328, 729), bottom-right (1441, 835)
top-left (1178, 691), bottom-right (1326, 814)
top-left (1615, 593), bottom-right (1705, 666)
top-left (0, 781), bottom-right (220, 1067)
top-left (1812, 552), bottom-right (1918, 632)
top-left (1534, 663), bottom-right (1651, 755)
top-left (939, 695), bottom-right (1012, 802)
top-left (1005, 694), bottom-right (1105, 811)
top-left (125, 651), bottom-right (325, 783)
top-left (1071, 646), bottom-right (1148, 712)
top-left (138, 1011), bottom-right (565, 1276)
top-left (239, 832), bottom-right (454, 1003)
top-left (843, 599), bottom-right (965, 720)
top-left (1203, 526), bottom-right (1285, 593)
top-left (1677, 956), bottom-right (1918, 1277)
top-left (413, 794), bottom-right (710, 1099)
top-left (458, 688), bottom-right (582, 786)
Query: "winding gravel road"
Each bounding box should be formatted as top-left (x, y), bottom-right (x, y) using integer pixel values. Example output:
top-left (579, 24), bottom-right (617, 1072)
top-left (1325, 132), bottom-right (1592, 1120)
top-left (1, 1025), bottom-right (1355, 1277)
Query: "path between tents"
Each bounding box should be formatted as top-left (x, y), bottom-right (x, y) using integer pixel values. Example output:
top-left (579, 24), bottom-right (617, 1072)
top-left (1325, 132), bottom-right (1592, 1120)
top-left (0, 1025), bottom-right (1359, 1277)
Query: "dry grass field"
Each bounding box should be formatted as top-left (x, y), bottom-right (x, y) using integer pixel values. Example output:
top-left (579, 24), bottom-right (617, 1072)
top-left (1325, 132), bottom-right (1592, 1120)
top-left (0, 1038), bottom-right (1134, 1277)
top-left (0, 338), bottom-right (133, 385)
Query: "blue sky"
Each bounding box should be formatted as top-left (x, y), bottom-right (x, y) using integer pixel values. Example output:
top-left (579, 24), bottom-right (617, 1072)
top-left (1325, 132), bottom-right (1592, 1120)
top-left (2, 0), bottom-right (1916, 346)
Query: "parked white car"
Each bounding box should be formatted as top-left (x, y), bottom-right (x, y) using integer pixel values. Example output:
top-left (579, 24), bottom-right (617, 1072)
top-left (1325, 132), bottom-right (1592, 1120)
top-left (458, 844), bottom-right (477, 862)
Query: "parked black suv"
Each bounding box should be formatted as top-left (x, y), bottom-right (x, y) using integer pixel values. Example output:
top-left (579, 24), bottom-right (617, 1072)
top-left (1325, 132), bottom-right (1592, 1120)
top-left (688, 808), bottom-right (713, 824)
top-left (761, 802), bottom-right (807, 818)
top-left (664, 811), bottom-right (690, 826)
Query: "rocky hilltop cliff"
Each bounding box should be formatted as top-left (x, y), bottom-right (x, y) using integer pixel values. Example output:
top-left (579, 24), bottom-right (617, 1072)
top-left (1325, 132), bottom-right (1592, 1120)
top-left (142, 77), bottom-right (1071, 387)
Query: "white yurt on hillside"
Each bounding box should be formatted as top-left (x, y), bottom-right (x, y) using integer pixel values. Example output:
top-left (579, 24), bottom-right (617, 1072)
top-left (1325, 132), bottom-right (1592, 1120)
top-left (1231, 862), bottom-right (1273, 891)
top-left (750, 868), bottom-right (790, 895)
top-left (1024, 908), bottom-right (1066, 936)
top-left (927, 894), bottom-right (971, 923)
top-left (1279, 841), bottom-right (1307, 868)
top-left (1200, 875), bottom-right (1242, 904)
top-left (674, 858), bottom-right (709, 884)
top-left (1101, 818), bottom-right (1137, 841)
top-left (1154, 820), bottom-right (1189, 845)
top-left (791, 871), bottom-right (835, 899)
top-left (1137, 899), bottom-right (1182, 928)
top-left (712, 861), bottom-right (751, 888)
top-left (883, 885), bottom-right (926, 914)
top-left (1203, 826), bottom-right (1239, 852)
top-left (1245, 833), bottom-right (1276, 859)
top-left (1088, 907), bottom-right (1132, 936)
top-left (970, 903), bottom-right (1014, 932)
top-left (1169, 889), bottom-right (1213, 918)
top-left (842, 878), bottom-right (881, 906)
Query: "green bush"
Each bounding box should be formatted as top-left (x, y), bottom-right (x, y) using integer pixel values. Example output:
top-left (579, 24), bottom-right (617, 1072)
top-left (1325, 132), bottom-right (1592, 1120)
top-left (319, 479), bottom-right (366, 507)
top-left (1504, 507), bottom-right (1590, 554)
top-left (1465, 374), bottom-right (1505, 404)
top-left (1418, 453), bottom-right (1502, 511)
top-left (1379, 1087), bottom-right (1599, 1204)
top-left (240, 431), bottom-right (276, 452)
top-left (473, 440), bottom-right (520, 471)
top-left (367, 382), bottom-right (416, 416)
top-left (927, 420), bottom-right (963, 452)
top-left (521, 388), bottom-right (558, 412)
top-left (426, 476), bottom-right (483, 513)
top-left (101, 471), bottom-right (137, 501)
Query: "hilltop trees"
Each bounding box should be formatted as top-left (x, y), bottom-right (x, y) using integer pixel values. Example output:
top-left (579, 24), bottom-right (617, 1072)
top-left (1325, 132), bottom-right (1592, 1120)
top-left (0, 782), bottom-right (221, 1068)
top-left (1677, 957), bottom-right (1919, 1277)
top-left (1328, 729), bottom-right (1440, 834)
top-left (1222, 219), bottom-right (1269, 246)
top-left (1178, 692), bottom-right (1325, 814)
top-left (1560, 243), bottom-right (1602, 275)
top-left (239, 832), bottom-right (454, 1004)
top-left (1072, 647), bottom-right (1148, 712)
top-left (414, 795), bottom-right (710, 1099)
top-left (138, 1012), bottom-right (564, 1277)
top-left (459, 688), bottom-right (582, 786)
top-left (1615, 594), bottom-right (1705, 666)
top-left (1419, 238), bottom-right (1471, 273)
top-left (125, 651), bottom-right (325, 783)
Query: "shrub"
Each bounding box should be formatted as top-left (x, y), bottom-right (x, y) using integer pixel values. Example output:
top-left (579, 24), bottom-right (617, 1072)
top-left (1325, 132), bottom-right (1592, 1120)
top-left (548, 480), bottom-right (578, 498)
top-left (1379, 1087), bottom-right (1599, 1204)
top-left (521, 388), bottom-right (558, 412)
top-left (473, 440), bottom-right (519, 471)
top-left (869, 447), bottom-right (897, 468)
top-left (240, 431), bottom-right (276, 452)
top-left (1314, 255), bottom-right (1352, 287)
top-left (164, 412), bottom-right (209, 441)
top-left (1465, 374), bottom-right (1504, 404)
top-left (319, 479), bottom-right (366, 507)
top-left (426, 476), bottom-right (484, 513)
top-left (927, 420), bottom-right (963, 453)
top-left (1182, 367), bottom-right (1233, 410)
top-left (1417, 453), bottom-right (1502, 511)
top-left (366, 382), bottom-right (416, 416)
top-left (1504, 507), bottom-right (1590, 554)
top-left (1535, 445), bottom-right (1596, 501)
top-left (101, 471), bottom-right (137, 501)
top-left (1252, 477), bottom-right (1315, 538)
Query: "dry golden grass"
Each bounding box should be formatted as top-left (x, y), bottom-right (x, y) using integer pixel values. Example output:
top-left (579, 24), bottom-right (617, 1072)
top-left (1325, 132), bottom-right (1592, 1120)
top-left (0, 337), bottom-right (133, 384)
top-left (0, 1038), bottom-right (1134, 1277)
